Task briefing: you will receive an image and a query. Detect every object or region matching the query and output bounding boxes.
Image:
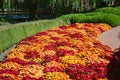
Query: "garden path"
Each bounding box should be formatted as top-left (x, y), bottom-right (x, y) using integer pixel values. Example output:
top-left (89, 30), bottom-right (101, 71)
top-left (99, 26), bottom-right (120, 51)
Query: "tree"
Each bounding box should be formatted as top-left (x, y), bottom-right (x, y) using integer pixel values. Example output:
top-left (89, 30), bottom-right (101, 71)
top-left (7, 0), bottom-right (11, 15)
top-left (23, 0), bottom-right (39, 20)
top-left (0, 0), bottom-right (4, 13)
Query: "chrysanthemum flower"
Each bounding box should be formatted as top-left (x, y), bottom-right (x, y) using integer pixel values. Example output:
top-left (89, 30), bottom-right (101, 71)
top-left (44, 72), bottom-right (70, 80)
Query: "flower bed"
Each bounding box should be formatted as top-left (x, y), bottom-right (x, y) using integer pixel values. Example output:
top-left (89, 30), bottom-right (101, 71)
top-left (0, 23), bottom-right (115, 80)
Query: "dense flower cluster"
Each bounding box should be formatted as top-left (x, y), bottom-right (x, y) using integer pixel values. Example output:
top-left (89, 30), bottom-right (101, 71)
top-left (66, 63), bottom-right (108, 80)
top-left (0, 23), bottom-right (114, 80)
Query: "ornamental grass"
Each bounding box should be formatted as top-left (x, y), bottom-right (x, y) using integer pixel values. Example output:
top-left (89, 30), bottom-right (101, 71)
top-left (0, 23), bottom-right (117, 80)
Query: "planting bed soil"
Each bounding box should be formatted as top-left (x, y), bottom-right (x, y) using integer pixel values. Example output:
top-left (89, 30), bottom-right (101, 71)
top-left (0, 23), bottom-right (119, 80)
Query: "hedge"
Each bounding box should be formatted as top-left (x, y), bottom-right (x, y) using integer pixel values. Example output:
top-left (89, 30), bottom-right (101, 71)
top-left (95, 7), bottom-right (120, 16)
top-left (59, 12), bottom-right (120, 27)
top-left (0, 19), bottom-right (66, 54)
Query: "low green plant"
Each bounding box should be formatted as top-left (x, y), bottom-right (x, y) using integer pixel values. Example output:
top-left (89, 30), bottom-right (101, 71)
top-left (0, 19), bottom-right (66, 54)
top-left (95, 7), bottom-right (120, 16)
top-left (0, 17), bottom-right (11, 26)
top-left (59, 12), bottom-right (120, 27)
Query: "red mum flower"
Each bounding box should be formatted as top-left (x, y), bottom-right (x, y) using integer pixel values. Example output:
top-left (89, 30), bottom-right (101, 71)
top-left (98, 27), bottom-right (104, 33)
top-left (66, 63), bottom-right (108, 80)
top-left (5, 58), bottom-right (40, 66)
top-left (56, 41), bottom-right (70, 46)
top-left (69, 23), bottom-right (78, 27)
top-left (44, 55), bottom-right (60, 62)
top-left (24, 51), bottom-right (40, 59)
top-left (83, 23), bottom-right (93, 27)
top-left (66, 64), bottom-right (89, 80)
top-left (21, 36), bottom-right (36, 42)
top-left (23, 76), bottom-right (44, 80)
top-left (44, 67), bottom-right (64, 73)
top-left (57, 49), bottom-right (74, 57)
top-left (44, 42), bottom-right (57, 51)
top-left (36, 32), bottom-right (48, 36)
top-left (0, 70), bottom-right (18, 76)
top-left (0, 76), bottom-right (13, 80)
top-left (5, 58), bottom-right (28, 65)
top-left (87, 63), bottom-right (108, 79)
top-left (69, 33), bottom-right (83, 39)
top-left (59, 26), bottom-right (68, 29)
top-left (50, 37), bottom-right (60, 41)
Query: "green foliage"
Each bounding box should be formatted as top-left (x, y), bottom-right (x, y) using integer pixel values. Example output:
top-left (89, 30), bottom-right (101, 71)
top-left (0, 0), bottom-right (118, 19)
top-left (86, 12), bottom-right (120, 27)
top-left (59, 14), bottom-right (86, 24)
top-left (0, 26), bottom-right (27, 53)
top-left (0, 17), bottom-right (11, 26)
top-left (49, 0), bottom-right (97, 17)
top-left (0, 17), bottom-right (18, 26)
top-left (0, 30), bottom-right (12, 53)
top-left (59, 12), bottom-right (120, 27)
top-left (95, 7), bottom-right (120, 16)
top-left (0, 19), bottom-right (66, 54)
top-left (116, 6), bottom-right (120, 9)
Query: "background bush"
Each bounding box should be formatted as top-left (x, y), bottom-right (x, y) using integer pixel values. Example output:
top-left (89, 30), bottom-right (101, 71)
top-left (0, 17), bottom-right (14, 26)
top-left (95, 7), bottom-right (120, 16)
top-left (59, 12), bottom-right (120, 27)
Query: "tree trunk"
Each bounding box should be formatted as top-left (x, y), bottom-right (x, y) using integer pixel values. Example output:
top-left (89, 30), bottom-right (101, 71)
top-left (0, 0), bottom-right (4, 14)
top-left (7, 0), bottom-right (11, 16)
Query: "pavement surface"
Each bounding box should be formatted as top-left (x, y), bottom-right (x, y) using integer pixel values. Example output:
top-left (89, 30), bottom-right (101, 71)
top-left (99, 26), bottom-right (120, 51)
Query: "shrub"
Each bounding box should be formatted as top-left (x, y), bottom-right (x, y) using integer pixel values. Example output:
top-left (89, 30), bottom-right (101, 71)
top-left (0, 19), bottom-right (66, 54)
top-left (59, 12), bottom-right (120, 27)
top-left (95, 7), bottom-right (120, 16)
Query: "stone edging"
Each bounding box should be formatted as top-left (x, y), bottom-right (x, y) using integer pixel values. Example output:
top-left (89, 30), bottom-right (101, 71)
top-left (0, 45), bottom-right (16, 61)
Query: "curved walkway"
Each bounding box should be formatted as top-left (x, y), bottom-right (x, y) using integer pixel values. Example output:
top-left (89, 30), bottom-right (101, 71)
top-left (99, 26), bottom-right (120, 51)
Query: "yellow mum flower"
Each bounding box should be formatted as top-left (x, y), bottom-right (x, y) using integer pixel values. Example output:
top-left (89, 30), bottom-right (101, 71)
top-left (45, 61), bottom-right (65, 69)
top-left (33, 58), bottom-right (43, 63)
top-left (77, 51), bottom-right (110, 64)
top-left (99, 23), bottom-right (112, 31)
top-left (60, 56), bottom-right (85, 67)
top-left (19, 64), bottom-right (44, 78)
top-left (45, 72), bottom-right (70, 80)
top-left (0, 62), bottom-right (21, 70)
top-left (98, 78), bottom-right (108, 80)
top-left (6, 51), bottom-right (27, 61)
